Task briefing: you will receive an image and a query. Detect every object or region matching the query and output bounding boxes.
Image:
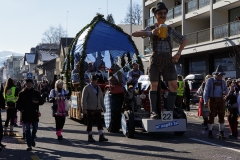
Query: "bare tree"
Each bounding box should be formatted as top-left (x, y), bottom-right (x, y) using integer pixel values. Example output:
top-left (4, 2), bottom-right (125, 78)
top-left (42, 25), bottom-right (67, 44)
top-left (106, 14), bottom-right (115, 24)
top-left (121, 3), bottom-right (142, 25)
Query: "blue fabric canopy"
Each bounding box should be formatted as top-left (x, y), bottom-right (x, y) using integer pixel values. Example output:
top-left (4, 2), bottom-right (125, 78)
top-left (70, 20), bottom-right (139, 68)
top-left (85, 21), bottom-right (137, 54)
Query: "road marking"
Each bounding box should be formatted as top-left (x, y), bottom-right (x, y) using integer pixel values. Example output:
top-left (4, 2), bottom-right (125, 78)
top-left (190, 138), bottom-right (240, 153)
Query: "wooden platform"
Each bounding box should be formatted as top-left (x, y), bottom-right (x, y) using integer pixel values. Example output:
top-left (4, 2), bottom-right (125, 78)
top-left (69, 91), bottom-right (82, 120)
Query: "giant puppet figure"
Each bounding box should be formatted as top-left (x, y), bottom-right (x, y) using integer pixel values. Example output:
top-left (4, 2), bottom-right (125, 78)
top-left (132, 2), bottom-right (187, 119)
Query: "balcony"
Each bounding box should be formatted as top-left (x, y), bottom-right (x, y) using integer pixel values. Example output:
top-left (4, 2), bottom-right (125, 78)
top-left (185, 28), bottom-right (210, 46)
top-left (176, 20), bottom-right (240, 48)
top-left (166, 5), bottom-right (182, 21)
top-left (214, 0), bottom-right (222, 2)
top-left (213, 20), bottom-right (240, 40)
top-left (185, 0), bottom-right (210, 14)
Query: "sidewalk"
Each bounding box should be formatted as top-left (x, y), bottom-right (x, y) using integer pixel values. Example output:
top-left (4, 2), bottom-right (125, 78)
top-left (185, 104), bottom-right (240, 123)
top-left (0, 111), bottom-right (37, 160)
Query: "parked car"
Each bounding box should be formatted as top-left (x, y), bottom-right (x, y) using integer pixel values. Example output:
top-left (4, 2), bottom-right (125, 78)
top-left (184, 74), bottom-right (204, 104)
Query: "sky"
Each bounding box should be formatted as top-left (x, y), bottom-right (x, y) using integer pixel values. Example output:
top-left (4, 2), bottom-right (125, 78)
top-left (0, 0), bottom-right (141, 54)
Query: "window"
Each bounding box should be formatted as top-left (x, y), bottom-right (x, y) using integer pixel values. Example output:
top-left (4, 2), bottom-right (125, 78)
top-left (214, 58), bottom-right (235, 71)
top-left (229, 7), bottom-right (240, 22)
top-left (149, 8), bottom-right (154, 18)
top-left (189, 60), bottom-right (206, 76)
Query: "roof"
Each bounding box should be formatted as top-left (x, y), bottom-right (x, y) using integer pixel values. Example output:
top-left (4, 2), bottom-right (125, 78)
top-left (39, 50), bottom-right (58, 62)
top-left (59, 37), bottom-right (74, 56)
top-left (60, 38), bottom-right (74, 48)
top-left (25, 53), bottom-right (36, 63)
top-left (37, 44), bottom-right (59, 50)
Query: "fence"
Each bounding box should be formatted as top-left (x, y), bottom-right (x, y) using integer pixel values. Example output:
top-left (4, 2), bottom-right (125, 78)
top-left (185, 28), bottom-right (210, 46)
top-left (185, 0), bottom-right (210, 14)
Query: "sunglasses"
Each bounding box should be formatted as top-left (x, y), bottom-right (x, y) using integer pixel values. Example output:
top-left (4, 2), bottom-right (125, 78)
top-left (156, 11), bottom-right (167, 15)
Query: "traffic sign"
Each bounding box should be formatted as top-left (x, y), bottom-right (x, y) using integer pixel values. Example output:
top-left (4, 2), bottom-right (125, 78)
top-left (26, 72), bottom-right (33, 79)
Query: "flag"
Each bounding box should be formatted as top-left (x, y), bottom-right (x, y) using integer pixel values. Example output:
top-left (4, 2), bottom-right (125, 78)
top-left (108, 76), bottom-right (112, 80)
top-left (124, 84), bottom-right (128, 91)
top-left (113, 74), bottom-right (119, 82)
top-left (92, 52), bottom-right (97, 59)
top-left (87, 73), bottom-right (91, 79)
top-left (138, 54), bottom-right (148, 60)
top-left (126, 64), bottom-right (131, 70)
top-left (144, 47), bottom-right (151, 53)
top-left (119, 68), bottom-right (124, 74)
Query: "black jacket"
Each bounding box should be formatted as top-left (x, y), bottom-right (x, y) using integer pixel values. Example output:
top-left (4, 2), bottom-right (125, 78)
top-left (0, 92), bottom-right (5, 110)
top-left (16, 88), bottom-right (44, 122)
top-left (227, 87), bottom-right (239, 105)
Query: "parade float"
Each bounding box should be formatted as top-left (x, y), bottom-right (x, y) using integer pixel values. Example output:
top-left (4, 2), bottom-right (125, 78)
top-left (63, 14), bottom-right (186, 138)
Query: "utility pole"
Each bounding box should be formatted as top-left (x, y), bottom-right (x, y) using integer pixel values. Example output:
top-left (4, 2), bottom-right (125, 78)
top-left (130, 0), bottom-right (132, 34)
top-left (107, 0), bottom-right (108, 16)
top-left (66, 11), bottom-right (68, 49)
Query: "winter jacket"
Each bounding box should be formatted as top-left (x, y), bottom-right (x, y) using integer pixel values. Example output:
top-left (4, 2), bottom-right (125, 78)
top-left (81, 84), bottom-right (105, 111)
top-left (16, 88), bottom-right (44, 122)
top-left (227, 87), bottom-right (239, 108)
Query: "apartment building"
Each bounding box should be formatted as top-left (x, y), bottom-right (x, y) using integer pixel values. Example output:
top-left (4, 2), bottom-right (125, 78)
top-left (143, 0), bottom-right (240, 78)
top-left (3, 55), bottom-right (23, 80)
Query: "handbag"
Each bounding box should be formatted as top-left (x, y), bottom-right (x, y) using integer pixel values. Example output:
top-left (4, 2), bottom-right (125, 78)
top-left (64, 99), bottom-right (71, 111)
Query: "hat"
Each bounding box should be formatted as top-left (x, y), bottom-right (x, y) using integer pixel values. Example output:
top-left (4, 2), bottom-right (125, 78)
top-left (90, 75), bottom-right (98, 80)
top-left (26, 79), bottom-right (34, 84)
top-left (151, 2), bottom-right (168, 14)
top-left (212, 65), bottom-right (225, 75)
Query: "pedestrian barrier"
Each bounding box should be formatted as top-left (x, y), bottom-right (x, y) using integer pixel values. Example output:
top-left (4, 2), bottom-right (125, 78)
top-left (69, 91), bottom-right (82, 120)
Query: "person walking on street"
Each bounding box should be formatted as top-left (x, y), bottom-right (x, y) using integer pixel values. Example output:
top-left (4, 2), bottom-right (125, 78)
top-left (49, 79), bottom-right (70, 140)
top-left (203, 65), bottom-right (229, 139)
top-left (16, 79), bottom-right (44, 151)
top-left (40, 79), bottom-right (49, 102)
top-left (226, 80), bottom-right (239, 139)
top-left (175, 75), bottom-right (185, 108)
top-left (82, 75), bottom-right (108, 142)
top-left (183, 79), bottom-right (191, 111)
top-left (132, 2), bottom-right (187, 119)
top-left (3, 78), bottom-right (19, 136)
top-left (196, 75), bottom-right (212, 130)
top-left (0, 91), bottom-right (6, 151)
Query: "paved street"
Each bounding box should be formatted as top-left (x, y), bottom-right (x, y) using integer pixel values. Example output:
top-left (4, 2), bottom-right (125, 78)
top-left (0, 103), bottom-right (239, 160)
